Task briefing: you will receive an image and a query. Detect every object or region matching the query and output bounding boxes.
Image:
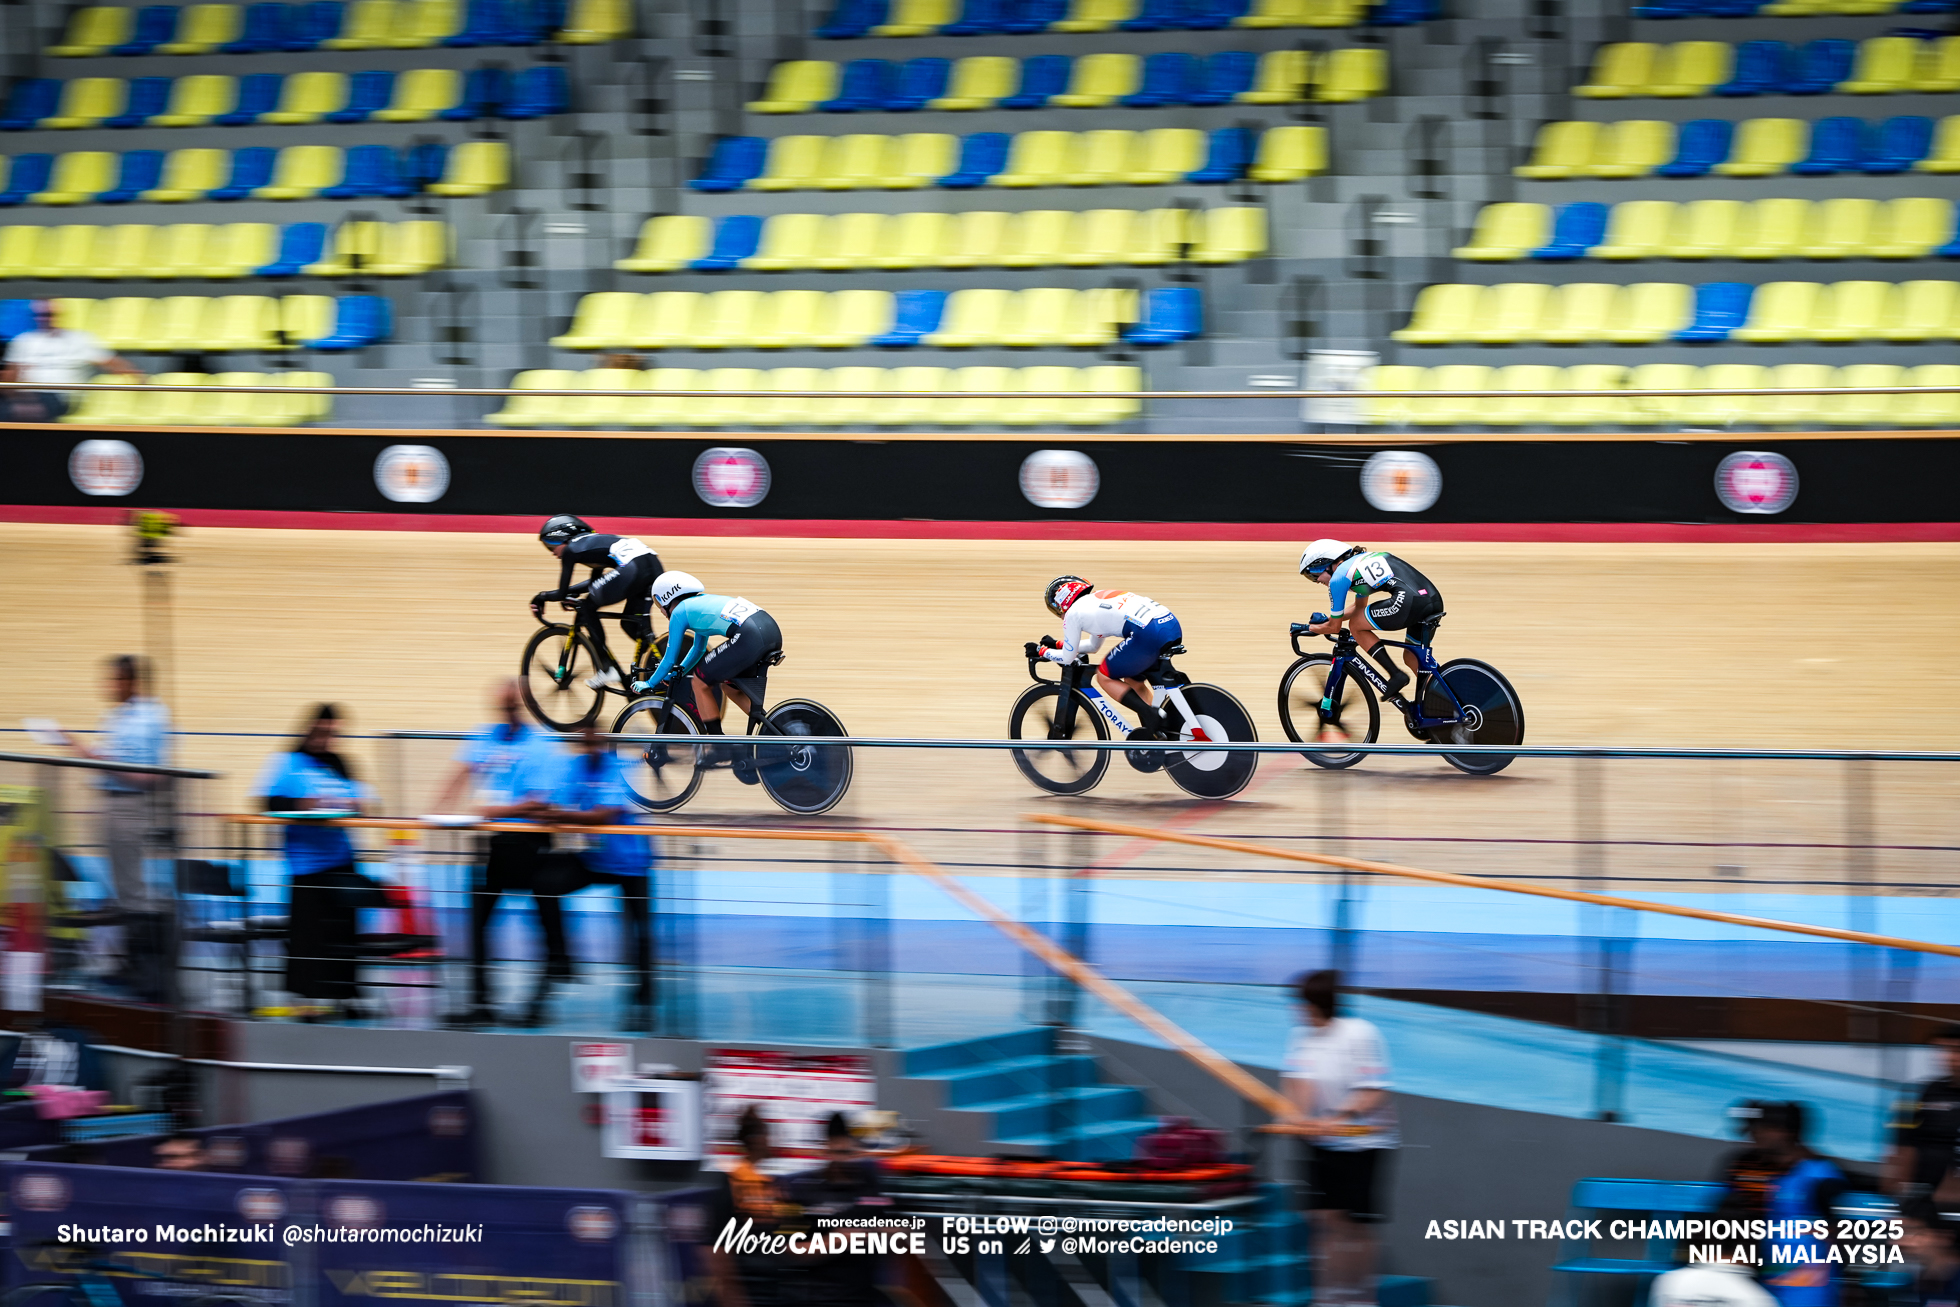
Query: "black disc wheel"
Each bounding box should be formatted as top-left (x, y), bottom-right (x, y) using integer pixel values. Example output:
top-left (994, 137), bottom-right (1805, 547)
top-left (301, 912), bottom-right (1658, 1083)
top-left (1422, 658), bottom-right (1526, 775)
top-left (1278, 654), bottom-right (1380, 770)
top-left (611, 696), bottom-right (707, 812)
top-left (756, 700), bottom-right (853, 816)
top-left (1163, 683), bottom-right (1259, 800)
top-left (521, 623), bottom-right (605, 731)
top-left (1008, 683), bottom-right (1110, 796)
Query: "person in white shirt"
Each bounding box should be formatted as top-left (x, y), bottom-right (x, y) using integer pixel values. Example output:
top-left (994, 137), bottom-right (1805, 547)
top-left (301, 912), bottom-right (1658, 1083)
top-left (1649, 1262), bottom-right (1777, 1307)
top-left (2, 299), bottom-right (142, 421)
top-left (1284, 969), bottom-right (1397, 1307)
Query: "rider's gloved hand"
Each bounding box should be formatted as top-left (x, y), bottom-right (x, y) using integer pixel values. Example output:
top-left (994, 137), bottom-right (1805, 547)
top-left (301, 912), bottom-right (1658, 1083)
top-left (1040, 634), bottom-right (1061, 650)
top-left (1310, 612), bottom-right (1329, 628)
top-left (1290, 622), bottom-right (1311, 636)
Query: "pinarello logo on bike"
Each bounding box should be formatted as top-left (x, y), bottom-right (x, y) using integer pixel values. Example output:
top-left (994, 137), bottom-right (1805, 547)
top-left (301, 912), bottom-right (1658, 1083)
top-left (1019, 450), bottom-right (1099, 510)
top-left (67, 439), bottom-right (143, 497)
top-left (374, 444), bottom-right (451, 504)
top-left (692, 447), bottom-right (771, 509)
top-left (428, 1105), bottom-right (468, 1137)
top-left (13, 1173), bottom-right (68, 1212)
top-left (567, 1205), bottom-right (620, 1242)
top-left (235, 1188), bottom-right (286, 1223)
top-left (1360, 451), bottom-right (1441, 514)
top-left (1714, 451), bottom-right (1798, 515)
top-left (327, 1195), bottom-right (384, 1228)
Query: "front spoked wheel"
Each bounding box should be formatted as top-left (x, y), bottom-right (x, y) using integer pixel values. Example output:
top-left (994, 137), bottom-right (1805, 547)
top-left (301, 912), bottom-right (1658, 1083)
top-left (521, 623), bottom-right (605, 731)
top-left (756, 700), bottom-right (853, 816)
top-left (1278, 655), bottom-right (1380, 770)
top-left (1008, 684), bottom-right (1110, 796)
top-left (1164, 683), bottom-right (1259, 800)
top-left (1422, 658), bottom-right (1526, 776)
top-left (611, 696), bottom-right (707, 812)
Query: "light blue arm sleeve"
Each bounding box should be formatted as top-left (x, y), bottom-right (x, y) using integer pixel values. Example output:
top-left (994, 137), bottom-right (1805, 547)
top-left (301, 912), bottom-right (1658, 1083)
top-left (675, 596), bottom-right (733, 677)
top-left (1328, 572), bottom-right (1353, 614)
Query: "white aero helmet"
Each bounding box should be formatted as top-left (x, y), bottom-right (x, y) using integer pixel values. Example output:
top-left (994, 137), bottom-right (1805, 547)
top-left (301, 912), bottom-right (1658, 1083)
top-left (1298, 539), bottom-right (1356, 577)
top-left (652, 570), bottom-right (704, 609)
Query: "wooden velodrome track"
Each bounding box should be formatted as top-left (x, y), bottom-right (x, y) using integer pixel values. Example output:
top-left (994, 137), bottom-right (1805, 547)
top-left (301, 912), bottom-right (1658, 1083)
top-left (4, 522), bottom-right (1959, 891)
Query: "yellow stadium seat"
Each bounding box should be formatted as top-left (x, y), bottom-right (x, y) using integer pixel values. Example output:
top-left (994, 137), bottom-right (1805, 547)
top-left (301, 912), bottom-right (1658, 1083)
top-left (389, 0), bottom-right (463, 46)
top-left (1000, 288), bottom-right (1078, 346)
top-left (1055, 0), bottom-right (1134, 29)
top-left (994, 130), bottom-right (1074, 187)
top-left (1127, 128), bottom-right (1205, 184)
top-left (818, 134), bottom-right (894, 191)
top-left (60, 374), bottom-right (144, 425)
top-left (1810, 280), bottom-right (1889, 341)
top-left (1575, 43), bottom-right (1659, 98)
top-left (486, 370), bottom-right (578, 428)
top-left (203, 295), bottom-right (280, 350)
top-left (1004, 365), bottom-right (1077, 428)
top-left (138, 296), bottom-right (205, 351)
top-left (374, 68), bottom-right (461, 122)
top-left (277, 294), bottom-right (334, 347)
top-left (1306, 0), bottom-right (1364, 24)
top-left (1684, 363), bottom-right (1768, 427)
top-left (1894, 365), bottom-right (1960, 427)
top-left (86, 224), bottom-right (153, 277)
top-left (1072, 364), bottom-right (1141, 425)
top-left (1871, 197), bottom-right (1952, 259)
top-left (1061, 129), bottom-right (1135, 185)
top-left (876, 366), bottom-right (948, 427)
top-left (368, 220), bottom-right (446, 275)
top-left (629, 292), bottom-right (703, 348)
top-left (1192, 206), bottom-right (1268, 264)
top-left (33, 152), bottom-right (116, 206)
top-left (551, 292), bottom-right (635, 349)
top-left (809, 367), bottom-right (885, 427)
top-left (998, 211), bottom-right (1072, 268)
top-left (1733, 281), bottom-right (1822, 342)
top-left (1665, 199), bottom-right (1748, 259)
top-left (1061, 208), bottom-right (1131, 266)
top-left (749, 61), bottom-right (839, 114)
top-left (323, 0), bottom-right (394, 46)
top-left (1066, 286), bottom-right (1132, 346)
top-left (1453, 203), bottom-right (1551, 261)
top-left (160, 3), bottom-right (241, 52)
top-left (746, 213), bottom-right (825, 271)
top-left (1316, 47), bottom-right (1386, 102)
top-left (751, 136), bottom-right (827, 192)
top-left (1516, 120), bottom-right (1597, 180)
top-left (618, 215), bottom-right (710, 272)
top-left (1552, 364), bottom-right (1631, 426)
top-left (934, 365), bottom-right (1014, 425)
top-left (556, 0), bottom-right (630, 42)
top-left (875, 211), bottom-right (951, 269)
top-left (0, 225), bottom-right (43, 278)
top-left (1589, 120), bottom-right (1674, 178)
top-left (871, 0), bottom-right (952, 35)
top-left (1469, 283), bottom-right (1553, 344)
top-left (39, 225), bottom-right (100, 279)
top-left (426, 140), bottom-right (507, 195)
top-left (619, 368), bottom-right (701, 429)
top-left (145, 373), bottom-right (213, 426)
top-left (252, 146), bottom-right (340, 200)
top-left (89, 298), bottom-right (151, 351)
top-left (1249, 124), bottom-right (1326, 181)
top-left (263, 370), bottom-right (334, 425)
top-left (1800, 197), bottom-right (1880, 259)
top-left (201, 223), bottom-right (276, 278)
top-left (815, 289), bottom-right (894, 347)
top-left (1911, 36), bottom-right (1960, 93)
top-left (43, 78), bottom-right (127, 131)
top-left (1360, 365), bottom-right (1424, 426)
top-left (52, 7), bottom-right (135, 57)
top-left (1604, 282), bottom-right (1693, 343)
top-left (150, 223), bottom-right (212, 277)
top-left (682, 368), bottom-right (760, 428)
top-left (151, 73), bottom-right (237, 127)
top-left (1392, 284), bottom-right (1478, 344)
top-left (1411, 365), bottom-right (1492, 428)
top-left (1592, 200), bottom-right (1674, 260)
top-left (815, 212), bottom-right (888, 270)
top-left (560, 367), bottom-right (642, 427)
top-left (142, 148), bottom-right (225, 202)
top-left (1761, 362), bottom-right (1833, 426)
top-left (1054, 53), bottom-right (1140, 107)
top-left (744, 367), bottom-right (822, 427)
top-left (303, 220), bottom-right (381, 275)
top-left (1127, 207), bottom-right (1192, 264)
top-left (942, 210), bottom-right (1010, 267)
top-left (931, 56), bottom-right (1017, 110)
top-left (881, 133), bottom-right (956, 188)
top-left (753, 290), bottom-right (827, 348)
top-left (1541, 283), bottom-right (1619, 344)
top-left (1735, 197), bottom-right (1810, 259)
top-left (1880, 279), bottom-right (1957, 340)
top-left (1822, 363), bottom-right (1904, 426)
top-left (1484, 364), bottom-right (1562, 427)
top-left (1840, 36), bottom-right (1917, 93)
top-left (1918, 115), bottom-right (1960, 173)
top-left (1651, 41), bottom-right (1732, 97)
top-left (1238, 49), bottom-right (1311, 104)
top-left (202, 371), bottom-right (269, 427)
top-left (927, 288), bottom-right (1013, 346)
top-left (1716, 118), bottom-right (1804, 177)
top-left (262, 72), bottom-right (349, 124)
top-left (1235, 0), bottom-right (1310, 25)
top-left (50, 298), bottom-right (97, 338)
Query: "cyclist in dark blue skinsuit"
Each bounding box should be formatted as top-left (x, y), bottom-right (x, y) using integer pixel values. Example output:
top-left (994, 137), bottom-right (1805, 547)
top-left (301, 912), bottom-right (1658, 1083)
top-left (531, 514), bottom-right (666, 689)
top-left (1299, 538), bottom-right (1444, 700)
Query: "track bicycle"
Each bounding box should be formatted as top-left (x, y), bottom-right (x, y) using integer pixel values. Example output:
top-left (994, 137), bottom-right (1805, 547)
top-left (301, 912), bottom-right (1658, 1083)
top-left (1008, 639), bottom-right (1259, 799)
top-left (520, 603), bottom-right (665, 731)
top-left (1276, 621), bottom-right (1525, 775)
top-left (608, 646), bottom-right (853, 816)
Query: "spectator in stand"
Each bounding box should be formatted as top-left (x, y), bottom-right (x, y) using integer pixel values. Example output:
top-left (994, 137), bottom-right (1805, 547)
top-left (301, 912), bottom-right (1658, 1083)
top-left (1284, 969), bottom-right (1396, 1307)
top-left (427, 679), bottom-right (565, 1028)
top-left (1900, 1202), bottom-right (1960, 1307)
top-left (1717, 1101), bottom-right (1849, 1307)
top-left (784, 1112), bottom-right (889, 1306)
top-left (1888, 1026), bottom-right (1960, 1203)
top-left (705, 1104), bottom-right (791, 1307)
top-left (250, 704), bottom-right (384, 1021)
top-left (1, 299), bottom-right (142, 421)
top-left (153, 1134), bottom-right (207, 1171)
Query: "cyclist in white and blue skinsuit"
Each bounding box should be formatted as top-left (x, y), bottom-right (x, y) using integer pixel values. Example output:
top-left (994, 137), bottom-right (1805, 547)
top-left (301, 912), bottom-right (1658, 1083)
top-left (1039, 577), bottom-right (1182, 741)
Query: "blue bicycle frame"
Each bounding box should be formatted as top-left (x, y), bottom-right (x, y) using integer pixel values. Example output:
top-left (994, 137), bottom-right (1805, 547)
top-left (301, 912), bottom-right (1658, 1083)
top-left (1293, 629), bottom-right (1468, 731)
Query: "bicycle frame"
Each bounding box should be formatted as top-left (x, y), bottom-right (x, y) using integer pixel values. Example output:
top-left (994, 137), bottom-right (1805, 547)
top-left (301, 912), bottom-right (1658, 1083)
top-left (1026, 652), bottom-right (1205, 739)
top-left (533, 605), bottom-right (661, 688)
top-left (1291, 629), bottom-right (1467, 730)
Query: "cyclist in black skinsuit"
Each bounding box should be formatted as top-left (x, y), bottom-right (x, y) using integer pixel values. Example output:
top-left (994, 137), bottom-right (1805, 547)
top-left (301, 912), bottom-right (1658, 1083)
top-left (531, 515), bottom-right (666, 689)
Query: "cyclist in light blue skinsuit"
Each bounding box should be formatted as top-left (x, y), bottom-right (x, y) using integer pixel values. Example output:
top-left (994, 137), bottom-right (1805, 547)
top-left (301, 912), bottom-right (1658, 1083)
top-left (636, 570), bottom-right (782, 747)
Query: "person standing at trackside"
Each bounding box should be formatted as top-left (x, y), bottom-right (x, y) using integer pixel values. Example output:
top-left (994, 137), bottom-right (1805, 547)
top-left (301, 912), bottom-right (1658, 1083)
top-left (1037, 577), bottom-right (1182, 741)
top-left (1716, 1101), bottom-right (1850, 1307)
top-left (1284, 969), bottom-right (1397, 1307)
top-left (1, 299), bottom-right (144, 421)
top-left (427, 679), bottom-right (566, 1028)
top-left (250, 705), bottom-right (385, 1021)
top-left (521, 723), bottom-right (655, 1031)
top-left (532, 515), bottom-right (666, 691)
top-left (1297, 540), bottom-right (1445, 703)
top-left (1886, 1026), bottom-right (1960, 1204)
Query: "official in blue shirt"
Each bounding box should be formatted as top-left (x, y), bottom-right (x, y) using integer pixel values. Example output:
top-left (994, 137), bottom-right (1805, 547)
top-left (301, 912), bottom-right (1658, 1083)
top-left (428, 680), bottom-right (565, 1027)
top-left (522, 722), bottom-right (655, 1031)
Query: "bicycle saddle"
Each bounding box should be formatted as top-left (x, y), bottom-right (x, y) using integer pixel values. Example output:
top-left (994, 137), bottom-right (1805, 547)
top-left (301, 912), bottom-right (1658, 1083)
top-left (1162, 643), bottom-right (1187, 657)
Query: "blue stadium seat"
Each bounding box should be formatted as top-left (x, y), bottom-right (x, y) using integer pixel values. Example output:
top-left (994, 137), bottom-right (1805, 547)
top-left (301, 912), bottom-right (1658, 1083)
top-left (1791, 116), bottom-right (1862, 175)
top-left (1708, 0), bottom-right (1763, 13)
top-left (1001, 55), bottom-right (1070, 109)
top-left (115, 5), bottom-right (181, 54)
top-left (0, 80), bottom-right (60, 132)
top-left (404, 140), bottom-right (449, 188)
top-left (693, 215), bottom-right (765, 270)
top-left (1190, 51), bottom-right (1257, 104)
top-left (1675, 282), bottom-right (1753, 342)
top-left (443, 67), bottom-right (506, 119)
top-left (691, 136), bottom-right (767, 192)
top-left (1715, 40), bottom-right (1789, 95)
top-left (1901, 0), bottom-right (1958, 11)
top-left (824, 59), bottom-right (897, 111)
top-left (105, 76), bottom-right (173, 128)
top-left (1125, 52), bottom-right (1200, 107)
top-left (214, 73), bottom-right (283, 125)
top-left (940, 131), bottom-right (1010, 186)
top-left (98, 149), bottom-right (165, 202)
top-left (945, 0), bottom-right (1008, 34)
top-left (328, 70), bottom-right (396, 123)
top-left (1786, 39), bottom-right (1855, 95)
top-left (817, 0), bottom-right (887, 38)
top-left (871, 289), bottom-right (949, 345)
top-left (1656, 118), bottom-right (1733, 177)
top-left (1187, 126), bottom-right (1252, 182)
top-left (1126, 286), bottom-right (1202, 344)
top-left (225, 2), bottom-right (289, 51)
top-left (1938, 207), bottom-right (1960, 258)
top-left (505, 65), bottom-right (569, 117)
top-left (1553, 1179), bottom-right (1725, 1297)
top-left (286, 0), bottom-right (342, 47)
top-left (257, 221), bottom-right (329, 275)
top-left (326, 143), bottom-right (412, 198)
top-left (1371, 0), bottom-right (1435, 22)
top-left (887, 57), bottom-right (951, 110)
top-left (1121, 0), bottom-right (1182, 31)
top-left (448, 0), bottom-right (508, 44)
top-left (1185, 0), bottom-right (1249, 29)
top-left (1632, 0), bottom-right (1695, 15)
top-left (1863, 115), bottom-right (1932, 174)
top-left (1532, 202), bottom-right (1609, 260)
top-left (210, 146), bottom-right (277, 200)
top-left (1002, 0), bottom-right (1065, 32)
top-left (0, 154), bottom-right (55, 207)
top-left (0, 299), bottom-right (36, 341)
top-left (304, 295), bottom-right (392, 350)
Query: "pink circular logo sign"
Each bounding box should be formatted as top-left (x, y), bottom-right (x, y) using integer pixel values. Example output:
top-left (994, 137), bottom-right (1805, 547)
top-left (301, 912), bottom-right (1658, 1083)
top-left (1714, 451), bottom-right (1798, 515)
top-left (68, 439), bottom-right (143, 496)
top-left (692, 447), bottom-right (771, 509)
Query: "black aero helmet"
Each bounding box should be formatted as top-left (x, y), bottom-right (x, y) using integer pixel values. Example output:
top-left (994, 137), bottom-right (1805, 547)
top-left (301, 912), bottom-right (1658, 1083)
top-left (539, 514), bottom-right (592, 548)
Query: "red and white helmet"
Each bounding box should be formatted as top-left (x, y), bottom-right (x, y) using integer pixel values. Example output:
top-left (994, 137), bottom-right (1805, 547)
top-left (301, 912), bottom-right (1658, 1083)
top-left (1044, 576), bottom-right (1093, 619)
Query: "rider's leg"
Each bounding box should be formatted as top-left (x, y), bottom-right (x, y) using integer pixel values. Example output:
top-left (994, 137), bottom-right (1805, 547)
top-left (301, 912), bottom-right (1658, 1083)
top-left (1356, 605), bottom-right (1410, 696)
top-left (690, 676), bottom-right (723, 729)
top-left (1095, 672), bottom-right (1164, 733)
